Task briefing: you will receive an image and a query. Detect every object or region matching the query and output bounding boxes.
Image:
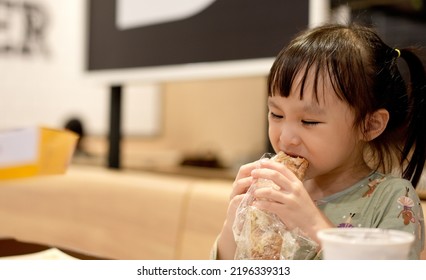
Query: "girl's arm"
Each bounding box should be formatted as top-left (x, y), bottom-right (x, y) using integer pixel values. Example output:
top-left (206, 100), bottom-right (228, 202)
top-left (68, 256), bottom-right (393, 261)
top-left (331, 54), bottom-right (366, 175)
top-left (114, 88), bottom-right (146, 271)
top-left (215, 161), bottom-right (259, 259)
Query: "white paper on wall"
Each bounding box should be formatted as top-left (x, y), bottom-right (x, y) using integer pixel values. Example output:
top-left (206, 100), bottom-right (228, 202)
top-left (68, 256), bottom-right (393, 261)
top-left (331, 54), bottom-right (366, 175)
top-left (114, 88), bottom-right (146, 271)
top-left (116, 0), bottom-right (216, 30)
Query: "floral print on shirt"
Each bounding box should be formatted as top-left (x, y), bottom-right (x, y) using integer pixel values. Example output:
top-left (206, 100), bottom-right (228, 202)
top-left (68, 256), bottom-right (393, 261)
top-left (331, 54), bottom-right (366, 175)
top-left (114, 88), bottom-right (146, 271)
top-left (338, 213), bottom-right (356, 228)
top-left (362, 176), bottom-right (386, 197)
top-left (397, 187), bottom-right (416, 225)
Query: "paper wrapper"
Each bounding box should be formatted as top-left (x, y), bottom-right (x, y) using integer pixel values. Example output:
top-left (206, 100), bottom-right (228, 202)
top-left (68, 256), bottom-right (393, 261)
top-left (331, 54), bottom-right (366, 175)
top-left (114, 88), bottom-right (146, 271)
top-left (232, 153), bottom-right (318, 260)
top-left (0, 126), bottom-right (78, 180)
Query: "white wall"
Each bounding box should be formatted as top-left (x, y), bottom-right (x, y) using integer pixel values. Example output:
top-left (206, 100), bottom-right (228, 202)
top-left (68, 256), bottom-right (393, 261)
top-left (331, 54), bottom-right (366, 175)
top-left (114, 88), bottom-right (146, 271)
top-left (0, 0), bottom-right (161, 136)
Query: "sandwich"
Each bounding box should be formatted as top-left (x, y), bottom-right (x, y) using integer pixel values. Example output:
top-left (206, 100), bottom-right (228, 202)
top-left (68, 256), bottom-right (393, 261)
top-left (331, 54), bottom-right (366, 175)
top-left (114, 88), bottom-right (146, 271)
top-left (236, 151), bottom-right (308, 260)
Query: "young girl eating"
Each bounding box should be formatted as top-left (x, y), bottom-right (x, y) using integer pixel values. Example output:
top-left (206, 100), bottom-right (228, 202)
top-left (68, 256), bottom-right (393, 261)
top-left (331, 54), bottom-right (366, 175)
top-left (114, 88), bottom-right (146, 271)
top-left (214, 23), bottom-right (426, 260)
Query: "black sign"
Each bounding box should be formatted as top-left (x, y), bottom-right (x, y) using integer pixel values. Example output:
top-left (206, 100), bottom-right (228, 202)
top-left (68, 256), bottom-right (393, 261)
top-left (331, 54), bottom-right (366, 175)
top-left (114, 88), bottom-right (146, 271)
top-left (87, 0), bottom-right (309, 71)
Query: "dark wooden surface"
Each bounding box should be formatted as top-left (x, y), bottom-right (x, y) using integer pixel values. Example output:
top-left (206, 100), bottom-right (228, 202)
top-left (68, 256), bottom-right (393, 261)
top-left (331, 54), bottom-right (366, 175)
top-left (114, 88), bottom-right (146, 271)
top-left (0, 238), bottom-right (110, 260)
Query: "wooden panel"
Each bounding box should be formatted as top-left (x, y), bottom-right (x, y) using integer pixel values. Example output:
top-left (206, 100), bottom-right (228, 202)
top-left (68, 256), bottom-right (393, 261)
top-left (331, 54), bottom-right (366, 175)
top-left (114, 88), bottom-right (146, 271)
top-left (0, 166), bottom-right (193, 259)
top-left (177, 179), bottom-right (231, 259)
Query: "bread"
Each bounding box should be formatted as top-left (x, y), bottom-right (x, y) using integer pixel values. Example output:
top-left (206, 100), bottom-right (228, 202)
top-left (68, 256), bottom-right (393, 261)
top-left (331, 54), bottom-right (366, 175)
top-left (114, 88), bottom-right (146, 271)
top-left (247, 206), bottom-right (283, 259)
top-left (273, 151), bottom-right (309, 181)
top-left (246, 152), bottom-right (308, 259)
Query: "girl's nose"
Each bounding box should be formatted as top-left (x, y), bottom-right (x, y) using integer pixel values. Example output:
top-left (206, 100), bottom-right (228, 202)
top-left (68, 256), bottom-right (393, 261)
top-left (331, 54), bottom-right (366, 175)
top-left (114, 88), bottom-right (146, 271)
top-left (279, 126), bottom-right (301, 148)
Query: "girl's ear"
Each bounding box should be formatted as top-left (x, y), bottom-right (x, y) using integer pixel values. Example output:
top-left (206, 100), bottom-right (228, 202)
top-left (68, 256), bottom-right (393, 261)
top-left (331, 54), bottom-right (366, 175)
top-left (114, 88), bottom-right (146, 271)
top-left (363, 109), bottom-right (390, 141)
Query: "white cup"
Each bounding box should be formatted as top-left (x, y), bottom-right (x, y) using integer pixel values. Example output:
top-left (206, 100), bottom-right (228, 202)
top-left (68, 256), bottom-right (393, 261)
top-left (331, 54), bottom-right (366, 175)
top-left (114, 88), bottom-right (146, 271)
top-left (317, 228), bottom-right (415, 260)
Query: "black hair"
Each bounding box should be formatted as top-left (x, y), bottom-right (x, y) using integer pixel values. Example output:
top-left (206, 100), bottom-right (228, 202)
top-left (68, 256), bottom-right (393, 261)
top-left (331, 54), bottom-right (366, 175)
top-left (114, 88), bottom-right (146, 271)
top-left (268, 23), bottom-right (426, 188)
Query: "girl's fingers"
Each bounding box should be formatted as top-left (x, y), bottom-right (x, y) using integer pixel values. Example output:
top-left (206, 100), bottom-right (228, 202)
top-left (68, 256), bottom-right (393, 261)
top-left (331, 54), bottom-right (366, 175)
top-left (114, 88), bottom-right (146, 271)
top-left (251, 168), bottom-right (296, 193)
top-left (253, 186), bottom-right (290, 204)
top-left (236, 161), bottom-right (260, 178)
top-left (251, 199), bottom-right (295, 229)
top-left (230, 161), bottom-right (260, 199)
top-left (230, 177), bottom-right (253, 199)
top-left (256, 160), bottom-right (301, 182)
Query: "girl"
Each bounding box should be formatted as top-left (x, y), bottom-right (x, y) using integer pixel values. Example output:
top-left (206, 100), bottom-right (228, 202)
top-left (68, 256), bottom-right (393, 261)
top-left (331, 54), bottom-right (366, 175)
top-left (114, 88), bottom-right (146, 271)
top-left (214, 23), bottom-right (426, 259)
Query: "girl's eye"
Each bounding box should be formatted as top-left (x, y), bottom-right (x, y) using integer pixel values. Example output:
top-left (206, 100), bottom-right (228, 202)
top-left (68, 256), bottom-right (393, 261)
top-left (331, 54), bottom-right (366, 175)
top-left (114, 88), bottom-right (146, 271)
top-left (302, 120), bottom-right (320, 126)
top-left (270, 112), bottom-right (283, 119)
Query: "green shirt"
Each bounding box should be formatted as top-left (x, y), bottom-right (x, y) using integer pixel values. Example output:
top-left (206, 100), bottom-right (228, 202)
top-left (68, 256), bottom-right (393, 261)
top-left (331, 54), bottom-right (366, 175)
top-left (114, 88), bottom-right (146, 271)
top-left (211, 172), bottom-right (425, 260)
top-left (316, 172), bottom-right (425, 260)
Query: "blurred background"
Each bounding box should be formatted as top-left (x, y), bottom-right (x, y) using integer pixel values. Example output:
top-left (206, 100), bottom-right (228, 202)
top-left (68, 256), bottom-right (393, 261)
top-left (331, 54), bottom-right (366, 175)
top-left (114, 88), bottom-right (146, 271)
top-left (0, 0), bottom-right (425, 260)
top-left (0, 0), bottom-right (425, 179)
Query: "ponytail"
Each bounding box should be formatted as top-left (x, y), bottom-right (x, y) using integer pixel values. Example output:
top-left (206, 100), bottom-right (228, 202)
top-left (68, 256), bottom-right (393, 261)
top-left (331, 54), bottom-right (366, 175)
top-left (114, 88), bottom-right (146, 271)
top-left (399, 48), bottom-right (426, 187)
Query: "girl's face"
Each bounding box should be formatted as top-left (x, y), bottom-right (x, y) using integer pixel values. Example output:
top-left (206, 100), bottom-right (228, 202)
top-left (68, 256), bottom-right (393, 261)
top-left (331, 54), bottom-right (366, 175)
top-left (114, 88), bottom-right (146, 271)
top-left (268, 71), bottom-right (366, 181)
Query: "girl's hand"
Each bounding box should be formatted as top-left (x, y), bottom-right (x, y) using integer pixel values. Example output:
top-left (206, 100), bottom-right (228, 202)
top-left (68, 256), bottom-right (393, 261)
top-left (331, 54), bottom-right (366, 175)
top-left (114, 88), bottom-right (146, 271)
top-left (216, 160), bottom-right (259, 259)
top-left (250, 159), bottom-right (333, 243)
top-left (226, 160), bottom-right (263, 223)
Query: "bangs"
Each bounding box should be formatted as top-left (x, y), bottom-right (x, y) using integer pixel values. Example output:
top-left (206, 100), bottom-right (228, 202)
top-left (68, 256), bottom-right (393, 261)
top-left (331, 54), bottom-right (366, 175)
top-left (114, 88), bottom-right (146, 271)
top-left (267, 25), bottom-right (370, 110)
top-left (268, 44), bottom-right (348, 104)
